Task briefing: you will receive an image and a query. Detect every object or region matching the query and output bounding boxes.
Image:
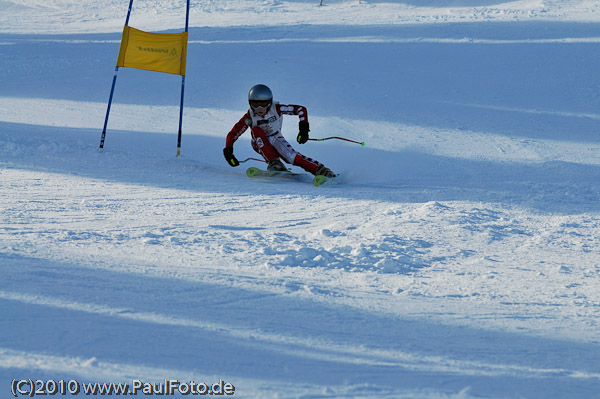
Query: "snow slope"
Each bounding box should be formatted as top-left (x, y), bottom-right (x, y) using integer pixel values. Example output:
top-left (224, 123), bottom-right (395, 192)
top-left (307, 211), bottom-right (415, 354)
top-left (1, 1), bottom-right (600, 398)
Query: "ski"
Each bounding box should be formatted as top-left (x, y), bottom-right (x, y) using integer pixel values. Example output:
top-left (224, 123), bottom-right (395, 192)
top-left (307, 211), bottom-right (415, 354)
top-left (246, 167), bottom-right (338, 187)
top-left (246, 167), bottom-right (301, 180)
top-left (313, 174), bottom-right (338, 187)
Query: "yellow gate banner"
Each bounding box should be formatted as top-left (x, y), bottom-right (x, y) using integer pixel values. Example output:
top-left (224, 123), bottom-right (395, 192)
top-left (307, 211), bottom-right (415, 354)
top-left (116, 25), bottom-right (188, 76)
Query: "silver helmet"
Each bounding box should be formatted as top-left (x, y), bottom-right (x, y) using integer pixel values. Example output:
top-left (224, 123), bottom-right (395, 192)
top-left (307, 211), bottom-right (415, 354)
top-left (248, 84), bottom-right (273, 112)
top-left (248, 84), bottom-right (273, 102)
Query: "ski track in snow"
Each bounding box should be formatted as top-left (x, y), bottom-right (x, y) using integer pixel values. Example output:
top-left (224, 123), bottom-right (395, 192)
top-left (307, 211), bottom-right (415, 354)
top-left (1, 1), bottom-right (600, 398)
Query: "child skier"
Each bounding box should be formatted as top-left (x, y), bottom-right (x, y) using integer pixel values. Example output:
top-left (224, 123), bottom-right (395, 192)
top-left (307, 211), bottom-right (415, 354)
top-left (223, 84), bottom-right (336, 177)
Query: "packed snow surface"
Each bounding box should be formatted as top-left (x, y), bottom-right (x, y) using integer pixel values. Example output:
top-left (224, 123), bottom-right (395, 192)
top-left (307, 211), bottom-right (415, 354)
top-left (1, 0), bottom-right (599, 398)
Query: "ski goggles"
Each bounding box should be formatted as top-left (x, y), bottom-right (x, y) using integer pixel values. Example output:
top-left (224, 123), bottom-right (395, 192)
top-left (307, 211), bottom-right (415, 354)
top-left (250, 100), bottom-right (271, 110)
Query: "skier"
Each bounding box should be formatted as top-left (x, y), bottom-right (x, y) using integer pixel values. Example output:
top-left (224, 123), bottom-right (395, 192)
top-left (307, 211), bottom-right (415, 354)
top-left (223, 84), bottom-right (336, 177)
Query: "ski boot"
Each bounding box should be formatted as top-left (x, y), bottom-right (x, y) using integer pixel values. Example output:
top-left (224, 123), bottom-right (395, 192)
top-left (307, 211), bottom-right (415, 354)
top-left (267, 159), bottom-right (287, 172)
top-left (315, 164), bottom-right (336, 178)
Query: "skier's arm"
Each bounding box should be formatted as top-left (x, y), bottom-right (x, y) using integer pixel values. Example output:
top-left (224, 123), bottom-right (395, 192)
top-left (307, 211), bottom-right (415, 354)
top-left (224, 112), bottom-right (250, 167)
top-left (277, 104), bottom-right (310, 144)
top-left (226, 112), bottom-right (251, 147)
top-left (277, 104), bottom-right (308, 121)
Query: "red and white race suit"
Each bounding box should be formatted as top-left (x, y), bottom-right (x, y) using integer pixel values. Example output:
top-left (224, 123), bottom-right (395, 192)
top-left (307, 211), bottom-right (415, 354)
top-left (226, 102), bottom-right (323, 174)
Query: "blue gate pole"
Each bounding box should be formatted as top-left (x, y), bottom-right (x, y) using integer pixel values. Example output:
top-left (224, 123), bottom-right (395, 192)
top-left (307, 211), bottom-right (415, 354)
top-left (176, 0), bottom-right (190, 157)
top-left (99, 0), bottom-right (135, 152)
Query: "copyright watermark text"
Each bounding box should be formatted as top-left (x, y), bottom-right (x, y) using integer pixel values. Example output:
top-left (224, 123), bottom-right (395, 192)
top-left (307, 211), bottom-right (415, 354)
top-left (11, 378), bottom-right (235, 397)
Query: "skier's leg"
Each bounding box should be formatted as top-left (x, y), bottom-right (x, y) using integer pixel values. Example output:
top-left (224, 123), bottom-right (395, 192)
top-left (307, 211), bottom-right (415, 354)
top-left (251, 127), bottom-right (287, 171)
top-left (292, 154), bottom-right (321, 175)
top-left (293, 154), bottom-right (335, 177)
top-left (251, 127), bottom-right (281, 161)
top-left (268, 132), bottom-right (329, 175)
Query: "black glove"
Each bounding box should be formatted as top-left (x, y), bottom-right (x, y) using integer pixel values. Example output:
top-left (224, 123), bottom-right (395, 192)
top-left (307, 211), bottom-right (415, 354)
top-left (297, 120), bottom-right (310, 144)
top-left (223, 146), bottom-right (239, 167)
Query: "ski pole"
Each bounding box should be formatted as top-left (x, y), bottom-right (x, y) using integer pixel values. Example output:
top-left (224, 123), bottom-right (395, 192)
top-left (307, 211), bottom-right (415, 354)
top-left (239, 157), bottom-right (266, 164)
top-left (308, 136), bottom-right (365, 146)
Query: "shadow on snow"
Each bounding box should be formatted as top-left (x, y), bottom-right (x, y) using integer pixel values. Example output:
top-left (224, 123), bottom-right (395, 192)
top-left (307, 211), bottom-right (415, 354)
top-left (1, 121), bottom-right (599, 215)
top-left (1, 22), bottom-right (599, 143)
top-left (1, 254), bottom-right (599, 398)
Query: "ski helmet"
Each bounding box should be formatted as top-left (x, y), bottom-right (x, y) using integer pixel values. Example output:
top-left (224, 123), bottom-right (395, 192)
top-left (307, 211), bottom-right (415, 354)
top-left (248, 84), bottom-right (273, 111)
